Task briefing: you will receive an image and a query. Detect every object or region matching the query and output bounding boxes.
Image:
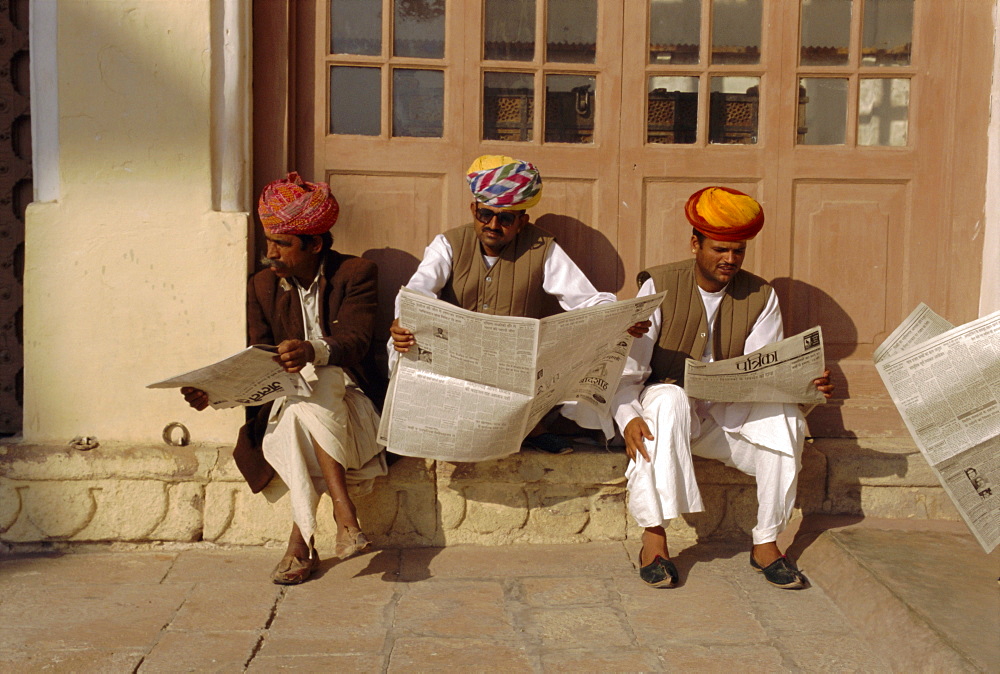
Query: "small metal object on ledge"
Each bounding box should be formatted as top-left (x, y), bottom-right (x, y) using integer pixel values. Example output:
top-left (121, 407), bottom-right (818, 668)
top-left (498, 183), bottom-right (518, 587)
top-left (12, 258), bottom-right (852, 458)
top-left (162, 422), bottom-right (190, 447)
top-left (69, 436), bottom-right (99, 451)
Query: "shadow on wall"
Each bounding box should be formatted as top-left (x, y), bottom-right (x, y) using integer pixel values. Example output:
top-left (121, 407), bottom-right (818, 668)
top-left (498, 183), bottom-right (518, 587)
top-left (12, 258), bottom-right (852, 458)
top-left (362, 248), bottom-right (421, 379)
top-left (535, 214), bottom-right (626, 295)
top-left (771, 277), bottom-right (856, 438)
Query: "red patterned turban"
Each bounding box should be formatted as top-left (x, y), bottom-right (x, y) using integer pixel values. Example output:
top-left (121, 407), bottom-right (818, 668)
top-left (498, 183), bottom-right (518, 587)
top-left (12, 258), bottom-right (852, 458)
top-left (258, 172), bottom-right (339, 235)
top-left (685, 186), bottom-right (764, 241)
top-left (467, 155), bottom-right (543, 210)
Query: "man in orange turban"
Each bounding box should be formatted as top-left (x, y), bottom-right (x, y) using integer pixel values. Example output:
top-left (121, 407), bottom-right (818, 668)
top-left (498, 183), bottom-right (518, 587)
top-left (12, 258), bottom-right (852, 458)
top-left (182, 172), bottom-right (387, 585)
top-left (569, 186), bottom-right (833, 590)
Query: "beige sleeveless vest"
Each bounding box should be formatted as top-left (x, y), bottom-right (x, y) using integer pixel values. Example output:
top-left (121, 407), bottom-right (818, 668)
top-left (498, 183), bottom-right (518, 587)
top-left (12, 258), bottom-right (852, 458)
top-left (640, 259), bottom-right (772, 387)
top-left (441, 222), bottom-right (561, 318)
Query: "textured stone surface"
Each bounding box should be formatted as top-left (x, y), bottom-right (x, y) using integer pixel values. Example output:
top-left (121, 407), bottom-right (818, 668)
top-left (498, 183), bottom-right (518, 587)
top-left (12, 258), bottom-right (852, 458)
top-left (0, 438), bottom-right (961, 549)
top-left (3, 533), bottom-right (991, 672)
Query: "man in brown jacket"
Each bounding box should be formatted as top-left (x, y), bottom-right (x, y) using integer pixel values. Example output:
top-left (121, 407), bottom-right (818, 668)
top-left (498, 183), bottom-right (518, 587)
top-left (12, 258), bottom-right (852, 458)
top-left (183, 172), bottom-right (386, 585)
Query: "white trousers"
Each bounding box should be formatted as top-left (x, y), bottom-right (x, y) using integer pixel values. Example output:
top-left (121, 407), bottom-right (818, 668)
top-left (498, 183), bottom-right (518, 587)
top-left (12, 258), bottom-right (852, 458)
top-left (262, 366), bottom-right (387, 544)
top-left (626, 384), bottom-right (804, 545)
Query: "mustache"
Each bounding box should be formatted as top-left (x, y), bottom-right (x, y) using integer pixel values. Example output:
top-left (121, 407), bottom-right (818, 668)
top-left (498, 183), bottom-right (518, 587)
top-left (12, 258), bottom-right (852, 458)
top-left (260, 257), bottom-right (288, 270)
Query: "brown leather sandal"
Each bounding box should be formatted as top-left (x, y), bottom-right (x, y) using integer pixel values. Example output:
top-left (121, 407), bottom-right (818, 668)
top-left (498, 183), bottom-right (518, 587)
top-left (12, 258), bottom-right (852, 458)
top-left (335, 527), bottom-right (372, 560)
top-left (271, 549), bottom-right (319, 585)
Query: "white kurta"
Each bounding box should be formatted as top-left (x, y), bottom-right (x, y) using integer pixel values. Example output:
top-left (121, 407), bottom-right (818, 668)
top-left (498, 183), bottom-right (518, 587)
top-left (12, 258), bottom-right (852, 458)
top-left (387, 233), bottom-right (615, 368)
top-left (568, 276), bottom-right (805, 544)
top-left (261, 269), bottom-right (387, 545)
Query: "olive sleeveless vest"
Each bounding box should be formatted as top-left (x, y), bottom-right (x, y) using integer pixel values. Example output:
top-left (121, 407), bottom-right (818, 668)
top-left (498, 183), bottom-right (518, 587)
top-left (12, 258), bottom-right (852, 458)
top-left (640, 260), bottom-right (772, 387)
top-left (440, 222), bottom-right (561, 318)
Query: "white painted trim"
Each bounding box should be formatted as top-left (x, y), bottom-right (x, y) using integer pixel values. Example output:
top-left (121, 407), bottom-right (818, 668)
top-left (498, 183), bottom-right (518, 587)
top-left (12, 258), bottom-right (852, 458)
top-left (29, 0), bottom-right (59, 202)
top-left (215, 0), bottom-right (251, 212)
top-left (982, 6), bottom-right (1000, 317)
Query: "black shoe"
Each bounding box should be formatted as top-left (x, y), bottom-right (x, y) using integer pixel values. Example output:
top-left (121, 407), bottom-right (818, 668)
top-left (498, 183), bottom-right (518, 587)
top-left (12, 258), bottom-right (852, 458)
top-left (522, 433), bottom-right (573, 455)
top-left (750, 553), bottom-right (807, 589)
top-left (639, 552), bottom-right (678, 588)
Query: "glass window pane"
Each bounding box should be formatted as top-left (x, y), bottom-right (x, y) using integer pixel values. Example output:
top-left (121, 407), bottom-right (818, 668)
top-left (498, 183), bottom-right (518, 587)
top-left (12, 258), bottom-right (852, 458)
top-left (392, 69), bottom-right (444, 137)
top-left (800, 0), bottom-right (851, 66)
top-left (859, 78), bottom-right (909, 146)
top-left (650, 0), bottom-right (700, 65)
top-left (483, 72), bottom-right (534, 142)
top-left (712, 0), bottom-right (761, 65)
top-left (330, 66), bottom-right (380, 135)
top-left (485, 0), bottom-right (535, 61)
top-left (647, 77), bottom-right (698, 144)
top-left (545, 74), bottom-right (595, 144)
top-left (797, 77), bottom-right (848, 145)
top-left (862, 0), bottom-right (913, 66)
top-left (547, 0), bottom-right (596, 63)
top-left (330, 0), bottom-right (382, 56)
top-left (394, 0), bottom-right (445, 58)
top-left (709, 77), bottom-right (759, 144)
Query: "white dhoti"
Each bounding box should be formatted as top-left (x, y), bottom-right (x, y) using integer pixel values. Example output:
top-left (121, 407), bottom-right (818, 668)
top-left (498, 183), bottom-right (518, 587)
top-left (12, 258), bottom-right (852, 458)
top-left (262, 366), bottom-right (387, 544)
top-left (626, 383), bottom-right (804, 544)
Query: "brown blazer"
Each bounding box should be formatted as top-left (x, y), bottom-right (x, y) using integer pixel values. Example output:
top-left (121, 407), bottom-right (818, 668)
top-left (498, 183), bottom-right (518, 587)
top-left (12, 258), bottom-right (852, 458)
top-left (233, 251), bottom-right (385, 492)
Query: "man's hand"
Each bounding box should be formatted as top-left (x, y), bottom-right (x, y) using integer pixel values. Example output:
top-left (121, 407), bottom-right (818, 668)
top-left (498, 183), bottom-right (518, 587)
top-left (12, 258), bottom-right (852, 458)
top-left (812, 369), bottom-right (835, 399)
top-left (180, 386), bottom-right (209, 411)
top-left (627, 320), bottom-right (652, 339)
top-left (274, 339), bottom-right (315, 373)
top-left (390, 318), bottom-right (416, 353)
top-left (623, 417), bottom-right (654, 462)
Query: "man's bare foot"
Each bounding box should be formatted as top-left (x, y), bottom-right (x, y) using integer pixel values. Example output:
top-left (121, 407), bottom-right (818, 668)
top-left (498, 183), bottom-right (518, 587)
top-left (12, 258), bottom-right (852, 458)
top-left (639, 527), bottom-right (670, 566)
top-left (751, 541), bottom-right (783, 568)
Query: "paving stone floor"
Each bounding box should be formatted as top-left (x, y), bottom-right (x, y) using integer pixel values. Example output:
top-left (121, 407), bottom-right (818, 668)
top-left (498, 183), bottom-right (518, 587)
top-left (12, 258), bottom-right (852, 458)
top-left (0, 541), bottom-right (893, 672)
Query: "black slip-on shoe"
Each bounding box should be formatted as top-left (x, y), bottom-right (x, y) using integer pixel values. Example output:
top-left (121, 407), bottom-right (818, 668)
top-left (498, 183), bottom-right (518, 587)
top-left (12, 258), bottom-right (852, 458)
top-left (639, 554), bottom-right (678, 588)
top-left (750, 553), bottom-right (808, 589)
top-left (522, 433), bottom-right (574, 455)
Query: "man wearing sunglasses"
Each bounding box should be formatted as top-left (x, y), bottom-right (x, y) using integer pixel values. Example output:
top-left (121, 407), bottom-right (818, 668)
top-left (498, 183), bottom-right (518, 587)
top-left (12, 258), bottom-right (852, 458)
top-left (389, 155), bottom-right (643, 455)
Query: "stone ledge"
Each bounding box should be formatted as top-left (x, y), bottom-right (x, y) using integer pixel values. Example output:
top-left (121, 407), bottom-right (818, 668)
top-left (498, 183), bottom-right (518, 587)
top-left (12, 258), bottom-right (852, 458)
top-left (0, 438), bottom-right (958, 550)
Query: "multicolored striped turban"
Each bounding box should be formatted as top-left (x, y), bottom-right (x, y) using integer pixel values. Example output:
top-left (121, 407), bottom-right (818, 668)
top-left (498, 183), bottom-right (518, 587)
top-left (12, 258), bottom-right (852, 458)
top-left (257, 172), bottom-right (339, 235)
top-left (466, 155), bottom-right (543, 210)
top-left (685, 186), bottom-right (764, 241)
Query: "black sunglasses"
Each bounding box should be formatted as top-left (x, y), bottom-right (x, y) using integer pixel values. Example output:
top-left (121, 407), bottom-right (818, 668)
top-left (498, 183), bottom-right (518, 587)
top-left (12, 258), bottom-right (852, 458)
top-left (474, 207), bottom-right (523, 228)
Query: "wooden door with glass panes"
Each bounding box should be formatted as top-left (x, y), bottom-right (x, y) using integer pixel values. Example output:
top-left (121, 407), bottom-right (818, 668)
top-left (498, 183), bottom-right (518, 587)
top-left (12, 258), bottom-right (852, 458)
top-left (284, 0), bottom-right (992, 438)
top-left (618, 0), bottom-right (992, 437)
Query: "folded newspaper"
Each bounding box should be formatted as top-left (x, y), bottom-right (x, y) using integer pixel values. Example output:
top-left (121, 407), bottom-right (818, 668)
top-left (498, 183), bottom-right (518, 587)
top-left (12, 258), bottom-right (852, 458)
top-left (875, 303), bottom-right (1000, 553)
top-left (683, 326), bottom-right (828, 404)
top-left (378, 289), bottom-right (666, 462)
top-left (147, 345), bottom-right (313, 409)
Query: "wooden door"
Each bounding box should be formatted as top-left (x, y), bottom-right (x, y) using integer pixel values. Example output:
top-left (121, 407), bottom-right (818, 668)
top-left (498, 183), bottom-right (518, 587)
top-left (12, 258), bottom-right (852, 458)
top-left (617, 0), bottom-right (993, 438)
top-left (266, 0), bottom-right (993, 438)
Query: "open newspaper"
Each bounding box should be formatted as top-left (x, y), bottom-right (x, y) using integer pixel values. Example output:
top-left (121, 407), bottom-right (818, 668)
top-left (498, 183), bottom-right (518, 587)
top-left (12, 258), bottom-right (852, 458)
top-left (875, 304), bottom-right (1000, 553)
top-left (378, 289), bottom-right (666, 461)
top-left (147, 345), bottom-right (313, 409)
top-left (683, 327), bottom-right (828, 404)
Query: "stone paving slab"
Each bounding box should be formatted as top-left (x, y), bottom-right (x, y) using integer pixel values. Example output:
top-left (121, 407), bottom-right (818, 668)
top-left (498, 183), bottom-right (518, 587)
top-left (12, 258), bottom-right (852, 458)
top-left (0, 539), bottom-right (901, 673)
top-left (796, 517), bottom-right (999, 673)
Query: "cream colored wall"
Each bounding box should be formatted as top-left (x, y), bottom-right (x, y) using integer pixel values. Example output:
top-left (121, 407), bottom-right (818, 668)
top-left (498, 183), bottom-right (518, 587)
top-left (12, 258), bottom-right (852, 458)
top-left (22, 0), bottom-right (247, 443)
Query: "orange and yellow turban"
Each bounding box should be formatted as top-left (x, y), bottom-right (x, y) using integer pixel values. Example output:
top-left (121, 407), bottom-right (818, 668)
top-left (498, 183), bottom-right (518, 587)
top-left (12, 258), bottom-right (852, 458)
top-left (467, 155), bottom-right (543, 210)
top-left (685, 186), bottom-right (764, 241)
top-left (258, 172), bottom-right (339, 235)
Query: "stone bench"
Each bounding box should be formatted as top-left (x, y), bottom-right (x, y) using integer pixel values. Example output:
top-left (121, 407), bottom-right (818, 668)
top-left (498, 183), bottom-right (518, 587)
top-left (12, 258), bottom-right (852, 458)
top-left (0, 438), bottom-right (958, 552)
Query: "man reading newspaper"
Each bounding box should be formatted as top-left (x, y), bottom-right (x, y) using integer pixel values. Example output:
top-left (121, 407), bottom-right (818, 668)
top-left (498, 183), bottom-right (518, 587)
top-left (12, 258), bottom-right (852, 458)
top-left (389, 155), bottom-right (648, 455)
top-left (567, 187), bottom-right (834, 589)
top-left (181, 173), bottom-right (387, 585)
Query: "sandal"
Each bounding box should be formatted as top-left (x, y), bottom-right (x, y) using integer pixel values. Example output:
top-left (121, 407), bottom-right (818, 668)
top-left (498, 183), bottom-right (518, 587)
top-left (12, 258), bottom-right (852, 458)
top-left (335, 527), bottom-right (372, 560)
top-left (638, 546), bottom-right (678, 588)
top-left (271, 549), bottom-right (319, 585)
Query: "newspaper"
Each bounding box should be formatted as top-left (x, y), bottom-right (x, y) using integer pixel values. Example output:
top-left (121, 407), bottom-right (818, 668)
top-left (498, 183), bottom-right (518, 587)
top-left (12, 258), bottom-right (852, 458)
top-left (378, 289), bottom-right (666, 462)
top-left (683, 327), bottom-right (828, 404)
top-left (875, 305), bottom-right (1000, 553)
top-left (872, 302), bottom-right (953, 364)
top-left (147, 345), bottom-right (313, 409)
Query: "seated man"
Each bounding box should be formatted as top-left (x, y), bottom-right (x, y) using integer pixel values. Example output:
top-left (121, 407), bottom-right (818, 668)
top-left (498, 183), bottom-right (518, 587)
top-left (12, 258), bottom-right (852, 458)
top-left (582, 186), bottom-right (833, 589)
top-left (389, 154), bottom-right (646, 454)
top-left (182, 172), bottom-right (387, 585)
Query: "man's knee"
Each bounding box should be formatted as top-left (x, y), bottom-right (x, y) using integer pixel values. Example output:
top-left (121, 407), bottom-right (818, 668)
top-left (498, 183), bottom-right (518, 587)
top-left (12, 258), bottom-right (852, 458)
top-left (641, 383), bottom-right (690, 425)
